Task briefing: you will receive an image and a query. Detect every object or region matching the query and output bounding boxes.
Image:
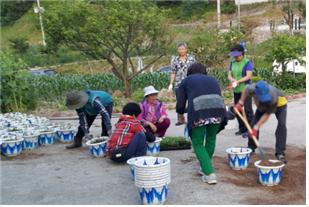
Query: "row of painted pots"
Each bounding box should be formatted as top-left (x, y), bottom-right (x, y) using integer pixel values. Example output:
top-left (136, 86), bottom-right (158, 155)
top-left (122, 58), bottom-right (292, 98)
top-left (127, 156), bottom-right (171, 205)
top-left (85, 137), bottom-right (163, 158)
top-left (1, 129), bottom-right (77, 157)
top-left (226, 147), bottom-right (285, 186)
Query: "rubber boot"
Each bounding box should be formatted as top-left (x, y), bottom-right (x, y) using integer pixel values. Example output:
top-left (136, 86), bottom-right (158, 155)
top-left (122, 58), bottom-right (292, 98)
top-left (66, 136), bottom-right (82, 149)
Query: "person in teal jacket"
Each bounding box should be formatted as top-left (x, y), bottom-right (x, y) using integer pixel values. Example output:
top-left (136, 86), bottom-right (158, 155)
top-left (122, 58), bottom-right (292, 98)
top-left (65, 90), bottom-right (113, 149)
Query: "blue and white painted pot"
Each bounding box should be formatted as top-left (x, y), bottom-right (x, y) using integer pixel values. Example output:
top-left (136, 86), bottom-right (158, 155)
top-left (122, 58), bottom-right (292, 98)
top-left (255, 160), bottom-right (285, 186)
top-left (1, 137), bottom-right (24, 157)
top-left (56, 129), bottom-right (76, 143)
top-left (23, 134), bottom-right (39, 150)
top-left (38, 131), bottom-right (56, 146)
top-left (146, 138), bottom-right (162, 156)
top-left (86, 137), bottom-right (108, 158)
top-left (134, 157), bottom-right (171, 205)
top-left (126, 156), bottom-right (149, 180)
top-left (226, 147), bottom-right (252, 170)
top-left (138, 185), bottom-right (168, 205)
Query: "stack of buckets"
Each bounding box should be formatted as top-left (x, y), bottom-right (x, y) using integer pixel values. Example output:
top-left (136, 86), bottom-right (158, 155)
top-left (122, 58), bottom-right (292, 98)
top-left (129, 156), bottom-right (171, 205)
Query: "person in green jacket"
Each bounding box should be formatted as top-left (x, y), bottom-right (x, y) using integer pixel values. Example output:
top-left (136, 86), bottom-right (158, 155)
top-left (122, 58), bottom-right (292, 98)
top-left (228, 44), bottom-right (254, 138)
top-left (65, 90), bottom-right (113, 149)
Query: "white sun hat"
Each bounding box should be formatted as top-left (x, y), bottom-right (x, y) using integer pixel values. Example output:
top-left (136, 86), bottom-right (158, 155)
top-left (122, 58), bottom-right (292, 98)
top-left (144, 86), bottom-right (159, 97)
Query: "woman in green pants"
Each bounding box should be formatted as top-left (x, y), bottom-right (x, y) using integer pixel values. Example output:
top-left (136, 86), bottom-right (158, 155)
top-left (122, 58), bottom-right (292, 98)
top-left (176, 63), bottom-right (225, 184)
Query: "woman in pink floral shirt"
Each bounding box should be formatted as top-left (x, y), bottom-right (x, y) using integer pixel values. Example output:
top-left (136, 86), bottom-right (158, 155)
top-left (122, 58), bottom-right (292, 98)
top-left (137, 86), bottom-right (171, 137)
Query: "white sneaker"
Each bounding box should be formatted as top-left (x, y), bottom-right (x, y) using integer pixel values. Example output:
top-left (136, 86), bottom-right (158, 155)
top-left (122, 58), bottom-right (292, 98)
top-left (198, 168), bottom-right (205, 176)
top-left (202, 173), bottom-right (217, 184)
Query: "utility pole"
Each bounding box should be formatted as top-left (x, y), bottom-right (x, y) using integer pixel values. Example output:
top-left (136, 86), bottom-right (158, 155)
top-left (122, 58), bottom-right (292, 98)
top-left (237, 0), bottom-right (241, 31)
top-left (34, 0), bottom-right (46, 46)
top-left (217, 0), bottom-right (221, 29)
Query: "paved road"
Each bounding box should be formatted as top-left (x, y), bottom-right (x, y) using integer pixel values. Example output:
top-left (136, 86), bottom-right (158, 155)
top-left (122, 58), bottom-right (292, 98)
top-left (1, 98), bottom-right (306, 204)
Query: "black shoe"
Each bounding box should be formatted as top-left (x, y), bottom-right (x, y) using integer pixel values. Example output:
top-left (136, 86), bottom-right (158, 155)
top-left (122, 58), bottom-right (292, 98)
top-left (276, 153), bottom-right (287, 164)
top-left (235, 131), bottom-right (242, 136)
top-left (66, 143), bottom-right (82, 149)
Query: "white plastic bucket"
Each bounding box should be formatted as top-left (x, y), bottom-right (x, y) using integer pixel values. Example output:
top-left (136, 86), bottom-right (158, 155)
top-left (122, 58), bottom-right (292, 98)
top-left (146, 138), bottom-right (162, 156)
top-left (255, 159), bottom-right (285, 186)
top-left (126, 156), bottom-right (149, 179)
top-left (226, 147), bottom-right (252, 170)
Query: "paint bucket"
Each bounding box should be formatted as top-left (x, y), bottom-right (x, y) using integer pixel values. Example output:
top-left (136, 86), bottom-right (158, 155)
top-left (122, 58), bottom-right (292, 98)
top-left (86, 137), bottom-right (108, 157)
top-left (1, 136), bottom-right (24, 157)
top-left (226, 147), bottom-right (252, 170)
top-left (146, 138), bottom-right (162, 156)
top-left (134, 157), bottom-right (171, 205)
top-left (254, 159), bottom-right (285, 186)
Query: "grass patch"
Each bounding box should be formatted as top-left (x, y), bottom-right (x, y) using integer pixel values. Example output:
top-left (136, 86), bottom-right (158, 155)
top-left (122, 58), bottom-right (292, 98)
top-left (160, 136), bottom-right (191, 151)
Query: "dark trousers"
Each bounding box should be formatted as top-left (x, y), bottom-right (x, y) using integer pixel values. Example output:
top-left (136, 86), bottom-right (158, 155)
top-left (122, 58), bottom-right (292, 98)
top-left (111, 132), bottom-right (147, 163)
top-left (234, 92), bottom-right (253, 133)
top-left (144, 118), bottom-right (171, 137)
top-left (248, 105), bottom-right (287, 155)
top-left (75, 103), bottom-right (113, 142)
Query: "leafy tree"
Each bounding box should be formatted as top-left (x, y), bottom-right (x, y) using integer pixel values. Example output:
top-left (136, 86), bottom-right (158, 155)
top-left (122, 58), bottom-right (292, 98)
top-left (44, 0), bottom-right (172, 97)
top-left (189, 28), bottom-right (245, 68)
top-left (0, 0), bottom-right (34, 26)
top-left (265, 34), bottom-right (305, 74)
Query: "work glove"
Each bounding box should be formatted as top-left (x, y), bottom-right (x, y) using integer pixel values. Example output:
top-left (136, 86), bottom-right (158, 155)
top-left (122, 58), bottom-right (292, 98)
top-left (168, 84), bottom-right (173, 91)
top-left (249, 128), bottom-right (258, 138)
top-left (234, 102), bottom-right (243, 113)
top-left (84, 134), bottom-right (93, 141)
top-left (232, 81), bottom-right (238, 88)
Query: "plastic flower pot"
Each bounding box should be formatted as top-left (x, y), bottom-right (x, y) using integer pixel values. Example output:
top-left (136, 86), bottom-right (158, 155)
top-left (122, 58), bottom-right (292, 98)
top-left (1, 136), bottom-right (24, 157)
top-left (146, 138), bottom-right (162, 156)
top-left (56, 129), bottom-right (76, 143)
top-left (23, 134), bottom-right (39, 150)
top-left (38, 131), bottom-right (56, 146)
top-left (86, 137), bottom-right (108, 158)
top-left (226, 147), bottom-right (252, 170)
top-left (254, 159), bottom-right (285, 186)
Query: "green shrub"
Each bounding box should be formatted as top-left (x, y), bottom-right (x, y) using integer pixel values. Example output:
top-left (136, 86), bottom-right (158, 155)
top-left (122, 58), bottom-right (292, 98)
top-left (221, 1), bottom-right (236, 14)
top-left (0, 51), bottom-right (38, 112)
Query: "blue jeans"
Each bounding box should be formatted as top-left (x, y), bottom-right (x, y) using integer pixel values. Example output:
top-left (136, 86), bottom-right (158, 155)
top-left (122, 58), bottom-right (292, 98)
top-left (111, 132), bottom-right (147, 163)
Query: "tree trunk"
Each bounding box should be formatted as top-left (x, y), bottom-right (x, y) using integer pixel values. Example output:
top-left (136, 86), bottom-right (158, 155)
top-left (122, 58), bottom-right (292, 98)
top-left (123, 77), bottom-right (132, 97)
top-left (282, 61), bottom-right (287, 75)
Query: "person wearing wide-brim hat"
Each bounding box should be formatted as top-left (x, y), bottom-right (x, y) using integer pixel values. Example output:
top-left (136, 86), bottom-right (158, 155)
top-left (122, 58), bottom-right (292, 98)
top-left (137, 86), bottom-right (170, 138)
top-left (235, 80), bottom-right (288, 163)
top-left (228, 44), bottom-right (254, 139)
top-left (65, 90), bottom-right (113, 149)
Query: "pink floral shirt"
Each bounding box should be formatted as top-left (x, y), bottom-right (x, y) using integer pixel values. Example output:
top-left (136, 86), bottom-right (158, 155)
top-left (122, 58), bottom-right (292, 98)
top-left (137, 101), bottom-right (168, 124)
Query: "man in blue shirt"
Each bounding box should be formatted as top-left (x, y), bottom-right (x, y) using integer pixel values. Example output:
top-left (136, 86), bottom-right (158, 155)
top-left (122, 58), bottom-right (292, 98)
top-left (65, 90), bottom-right (113, 149)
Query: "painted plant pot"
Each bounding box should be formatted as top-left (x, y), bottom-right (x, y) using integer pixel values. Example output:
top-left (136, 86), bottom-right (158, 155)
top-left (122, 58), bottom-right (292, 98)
top-left (134, 157), bottom-right (171, 205)
top-left (38, 131), bottom-right (56, 146)
top-left (226, 147), bottom-right (252, 170)
top-left (138, 184), bottom-right (168, 205)
top-left (86, 137), bottom-right (108, 158)
top-left (255, 160), bottom-right (285, 186)
top-left (23, 134), bottom-right (39, 150)
top-left (56, 129), bottom-right (76, 143)
top-left (146, 138), bottom-right (162, 156)
top-left (1, 137), bottom-right (24, 157)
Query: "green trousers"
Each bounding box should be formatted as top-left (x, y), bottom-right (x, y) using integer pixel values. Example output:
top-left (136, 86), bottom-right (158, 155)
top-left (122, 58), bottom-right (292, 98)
top-left (191, 124), bottom-right (220, 175)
